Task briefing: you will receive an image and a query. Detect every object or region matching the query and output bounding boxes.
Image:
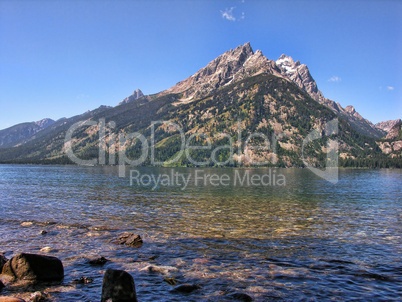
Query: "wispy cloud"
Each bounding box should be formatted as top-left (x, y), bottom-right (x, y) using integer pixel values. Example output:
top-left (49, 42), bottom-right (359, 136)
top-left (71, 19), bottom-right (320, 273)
top-left (387, 86), bottom-right (394, 91)
top-left (221, 7), bottom-right (236, 21)
top-left (328, 76), bottom-right (342, 82)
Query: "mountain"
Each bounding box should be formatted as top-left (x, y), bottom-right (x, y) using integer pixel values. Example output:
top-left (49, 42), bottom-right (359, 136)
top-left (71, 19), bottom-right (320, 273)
top-left (168, 43), bottom-right (383, 139)
top-left (0, 118), bottom-right (55, 148)
top-left (118, 89), bottom-right (145, 105)
top-left (0, 43), bottom-right (399, 168)
top-left (375, 119), bottom-right (401, 133)
top-left (376, 121), bottom-right (402, 157)
top-left (165, 42), bottom-right (283, 100)
top-left (276, 54), bottom-right (325, 102)
top-left (275, 54), bottom-right (385, 139)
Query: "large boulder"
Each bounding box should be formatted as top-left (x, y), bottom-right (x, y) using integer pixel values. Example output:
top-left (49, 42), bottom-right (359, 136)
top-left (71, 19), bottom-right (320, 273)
top-left (101, 269), bottom-right (137, 302)
top-left (1, 253), bottom-right (63, 282)
top-left (0, 255), bottom-right (7, 272)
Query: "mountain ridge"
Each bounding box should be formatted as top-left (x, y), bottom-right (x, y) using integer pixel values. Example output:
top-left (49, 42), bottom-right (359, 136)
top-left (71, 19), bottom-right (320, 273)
top-left (0, 43), bottom-right (400, 167)
top-left (0, 118), bottom-right (55, 148)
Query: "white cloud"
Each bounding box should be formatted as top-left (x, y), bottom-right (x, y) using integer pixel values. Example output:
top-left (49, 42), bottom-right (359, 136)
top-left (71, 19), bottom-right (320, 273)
top-left (387, 86), bottom-right (394, 91)
top-left (328, 76), bottom-right (342, 82)
top-left (221, 7), bottom-right (236, 21)
top-left (240, 12), bottom-right (245, 20)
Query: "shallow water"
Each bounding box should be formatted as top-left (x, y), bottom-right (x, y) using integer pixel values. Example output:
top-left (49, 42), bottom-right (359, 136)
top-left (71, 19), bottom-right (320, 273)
top-left (0, 165), bottom-right (401, 301)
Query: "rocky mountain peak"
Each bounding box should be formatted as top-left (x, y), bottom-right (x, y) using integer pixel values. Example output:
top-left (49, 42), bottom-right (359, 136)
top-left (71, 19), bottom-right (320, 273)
top-left (375, 119), bottom-right (402, 133)
top-left (118, 89), bottom-right (144, 106)
top-left (385, 121), bottom-right (402, 140)
top-left (34, 118), bottom-right (55, 128)
top-left (166, 42), bottom-right (284, 99)
top-left (164, 43), bottom-right (386, 139)
top-left (276, 54), bottom-right (323, 102)
top-left (345, 105), bottom-right (356, 114)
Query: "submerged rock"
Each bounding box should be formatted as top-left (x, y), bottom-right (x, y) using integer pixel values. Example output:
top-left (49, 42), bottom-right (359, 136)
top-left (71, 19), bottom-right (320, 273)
top-left (72, 276), bottom-right (94, 284)
top-left (101, 269), bottom-right (137, 302)
top-left (227, 292), bottom-right (253, 301)
top-left (114, 233), bottom-right (143, 248)
top-left (140, 265), bottom-right (178, 275)
top-left (171, 283), bottom-right (201, 293)
top-left (0, 280), bottom-right (4, 291)
top-left (29, 291), bottom-right (50, 302)
top-left (1, 253), bottom-right (63, 282)
top-left (88, 256), bottom-right (109, 266)
top-left (164, 277), bottom-right (177, 285)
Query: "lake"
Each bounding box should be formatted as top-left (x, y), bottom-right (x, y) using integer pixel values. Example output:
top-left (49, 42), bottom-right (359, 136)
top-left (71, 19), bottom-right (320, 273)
top-left (0, 165), bottom-right (401, 301)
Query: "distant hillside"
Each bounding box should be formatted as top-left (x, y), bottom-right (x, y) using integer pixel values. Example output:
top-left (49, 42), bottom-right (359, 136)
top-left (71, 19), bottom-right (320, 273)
top-left (0, 118), bottom-right (55, 148)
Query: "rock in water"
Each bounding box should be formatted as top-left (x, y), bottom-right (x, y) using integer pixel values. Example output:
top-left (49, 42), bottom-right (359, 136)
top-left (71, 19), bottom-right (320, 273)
top-left (1, 253), bottom-right (63, 282)
top-left (114, 233), bottom-right (143, 248)
top-left (171, 284), bottom-right (200, 293)
top-left (0, 254), bottom-right (7, 272)
top-left (29, 291), bottom-right (50, 302)
top-left (0, 280), bottom-right (4, 291)
top-left (88, 256), bottom-right (109, 266)
top-left (227, 292), bottom-right (253, 301)
top-left (101, 269), bottom-right (137, 302)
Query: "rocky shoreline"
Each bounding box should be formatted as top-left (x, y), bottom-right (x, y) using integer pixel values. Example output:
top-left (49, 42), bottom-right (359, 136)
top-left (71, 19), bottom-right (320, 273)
top-left (0, 232), bottom-right (253, 302)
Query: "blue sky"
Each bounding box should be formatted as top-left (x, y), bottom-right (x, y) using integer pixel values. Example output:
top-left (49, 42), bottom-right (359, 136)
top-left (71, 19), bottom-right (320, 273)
top-left (0, 0), bottom-right (401, 130)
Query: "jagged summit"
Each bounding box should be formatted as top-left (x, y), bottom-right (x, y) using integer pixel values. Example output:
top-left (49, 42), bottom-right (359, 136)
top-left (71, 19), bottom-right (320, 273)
top-left (34, 118), bottom-right (55, 129)
top-left (118, 89), bottom-right (144, 106)
top-left (375, 119), bottom-right (402, 133)
top-left (276, 54), bottom-right (323, 102)
top-left (164, 43), bottom-right (385, 138)
top-left (166, 42), bottom-right (282, 100)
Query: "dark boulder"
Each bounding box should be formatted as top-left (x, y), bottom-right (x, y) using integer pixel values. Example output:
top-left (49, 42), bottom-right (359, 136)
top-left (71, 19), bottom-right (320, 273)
top-left (1, 253), bottom-right (63, 282)
top-left (0, 254), bottom-right (7, 272)
top-left (72, 276), bottom-right (94, 284)
top-left (0, 280), bottom-right (4, 291)
top-left (101, 269), bottom-right (137, 302)
top-left (114, 233), bottom-right (143, 248)
top-left (88, 256), bottom-right (109, 266)
top-left (171, 283), bottom-right (201, 293)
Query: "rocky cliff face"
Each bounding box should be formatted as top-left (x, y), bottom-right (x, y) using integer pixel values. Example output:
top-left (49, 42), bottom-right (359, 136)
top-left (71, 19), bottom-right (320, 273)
top-left (166, 42), bottom-right (283, 99)
top-left (276, 54), bottom-right (324, 102)
top-left (375, 119), bottom-right (401, 133)
top-left (119, 89), bottom-right (144, 105)
top-left (377, 121), bottom-right (402, 156)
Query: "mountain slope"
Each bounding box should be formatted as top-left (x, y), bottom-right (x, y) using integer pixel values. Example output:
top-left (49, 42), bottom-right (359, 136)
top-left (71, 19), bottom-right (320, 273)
top-left (0, 43), bottom-right (398, 167)
top-left (275, 54), bottom-right (385, 139)
top-left (0, 74), bottom-right (388, 167)
top-left (0, 118), bottom-right (55, 148)
top-left (375, 119), bottom-right (401, 133)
